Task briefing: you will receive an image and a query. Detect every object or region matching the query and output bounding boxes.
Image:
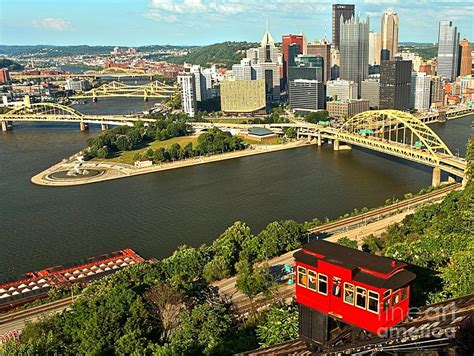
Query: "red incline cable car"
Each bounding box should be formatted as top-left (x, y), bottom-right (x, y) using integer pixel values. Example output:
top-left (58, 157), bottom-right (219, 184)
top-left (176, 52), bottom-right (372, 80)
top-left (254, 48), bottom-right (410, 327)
top-left (294, 240), bottom-right (416, 341)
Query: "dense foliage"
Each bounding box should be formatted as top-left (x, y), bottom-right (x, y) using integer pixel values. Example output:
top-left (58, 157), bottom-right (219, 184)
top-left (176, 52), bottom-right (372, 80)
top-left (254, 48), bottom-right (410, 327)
top-left (256, 305), bottom-right (299, 347)
top-left (0, 58), bottom-right (24, 71)
top-left (167, 41), bottom-right (258, 69)
top-left (133, 127), bottom-right (246, 164)
top-left (86, 114), bottom-right (191, 159)
top-left (398, 43), bottom-right (438, 60)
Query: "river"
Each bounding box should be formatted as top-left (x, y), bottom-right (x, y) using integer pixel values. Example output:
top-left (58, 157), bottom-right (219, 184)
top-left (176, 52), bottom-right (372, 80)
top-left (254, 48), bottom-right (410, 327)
top-left (0, 104), bottom-right (471, 278)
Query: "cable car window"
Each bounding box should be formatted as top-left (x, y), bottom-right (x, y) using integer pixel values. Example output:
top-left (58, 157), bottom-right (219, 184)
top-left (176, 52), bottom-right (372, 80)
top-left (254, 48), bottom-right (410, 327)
top-left (383, 298), bottom-right (390, 311)
top-left (332, 277), bottom-right (341, 297)
top-left (297, 267), bottom-right (307, 287)
top-left (355, 287), bottom-right (367, 309)
top-left (383, 290), bottom-right (391, 299)
top-left (401, 287), bottom-right (408, 301)
top-left (344, 283), bottom-right (354, 305)
top-left (368, 291), bottom-right (379, 314)
top-left (392, 290), bottom-right (400, 306)
top-left (307, 270), bottom-right (317, 291)
top-left (318, 274), bottom-right (328, 295)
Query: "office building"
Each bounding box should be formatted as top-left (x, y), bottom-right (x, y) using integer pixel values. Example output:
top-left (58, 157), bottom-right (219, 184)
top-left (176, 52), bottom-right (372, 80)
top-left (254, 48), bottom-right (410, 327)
top-left (437, 21), bottom-right (459, 82)
top-left (327, 79), bottom-right (358, 101)
top-left (177, 73), bottom-right (197, 117)
top-left (288, 55), bottom-right (324, 82)
top-left (282, 34), bottom-right (304, 90)
top-left (459, 38), bottom-right (472, 76)
top-left (380, 59), bottom-right (412, 110)
top-left (307, 40), bottom-right (331, 83)
top-left (188, 65), bottom-right (213, 102)
top-left (220, 79), bottom-right (267, 114)
top-left (332, 4), bottom-right (355, 50)
top-left (232, 59), bottom-right (253, 81)
top-left (65, 79), bottom-right (91, 92)
top-left (381, 11), bottom-right (399, 60)
top-left (410, 72), bottom-right (431, 110)
top-left (246, 48), bottom-right (259, 64)
top-left (361, 78), bottom-right (380, 108)
top-left (369, 32), bottom-right (381, 66)
top-left (0, 69), bottom-right (10, 83)
top-left (256, 28), bottom-right (281, 103)
top-left (327, 99), bottom-right (369, 118)
top-left (330, 48), bottom-right (340, 80)
top-left (289, 79), bottom-right (325, 113)
top-left (339, 15), bottom-right (369, 92)
top-left (430, 76), bottom-right (444, 105)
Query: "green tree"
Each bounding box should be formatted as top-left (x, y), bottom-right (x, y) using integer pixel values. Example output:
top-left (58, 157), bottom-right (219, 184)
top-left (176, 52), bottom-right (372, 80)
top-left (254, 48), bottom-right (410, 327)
top-left (337, 237), bottom-right (358, 249)
top-left (256, 305), bottom-right (299, 347)
top-left (169, 302), bottom-right (235, 355)
top-left (235, 260), bottom-right (275, 300)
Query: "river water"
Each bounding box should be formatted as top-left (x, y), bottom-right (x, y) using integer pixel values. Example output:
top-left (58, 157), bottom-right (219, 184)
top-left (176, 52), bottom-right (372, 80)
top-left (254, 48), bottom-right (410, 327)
top-left (0, 102), bottom-right (471, 277)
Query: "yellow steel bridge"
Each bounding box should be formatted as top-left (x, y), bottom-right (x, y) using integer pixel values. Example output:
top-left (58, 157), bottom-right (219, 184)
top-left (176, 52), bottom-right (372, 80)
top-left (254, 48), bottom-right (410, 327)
top-left (70, 81), bottom-right (176, 101)
top-left (0, 105), bottom-right (467, 185)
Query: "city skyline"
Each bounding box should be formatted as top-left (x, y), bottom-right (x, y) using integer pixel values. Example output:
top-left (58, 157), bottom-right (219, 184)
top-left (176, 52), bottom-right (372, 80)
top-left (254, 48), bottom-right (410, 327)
top-left (1, 0), bottom-right (473, 46)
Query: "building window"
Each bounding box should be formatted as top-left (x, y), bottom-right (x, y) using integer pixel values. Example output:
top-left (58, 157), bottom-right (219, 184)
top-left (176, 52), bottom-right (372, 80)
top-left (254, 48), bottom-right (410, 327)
top-left (401, 287), bottom-right (408, 301)
top-left (332, 277), bottom-right (342, 297)
top-left (368, 290), bottom-right (379, 314)
top-left (392, 290), bottom-right (401, 306)
top-left (344, 283), bottom-right (354, 305)
top-left (308, 270), bottom-right (317, 291)
top-left (318, 274), bottom-right (328, 295)
top-left (297, 267), bottom-right (307, 287)
top-left (355, 287), bottom-right (367, 309)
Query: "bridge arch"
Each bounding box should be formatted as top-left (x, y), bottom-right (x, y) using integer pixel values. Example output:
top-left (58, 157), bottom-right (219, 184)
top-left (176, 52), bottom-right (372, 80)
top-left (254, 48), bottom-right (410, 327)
top-left (2, 102), bottom-right (84, 119)
top-left (336, 110), bottom-right (453, 159)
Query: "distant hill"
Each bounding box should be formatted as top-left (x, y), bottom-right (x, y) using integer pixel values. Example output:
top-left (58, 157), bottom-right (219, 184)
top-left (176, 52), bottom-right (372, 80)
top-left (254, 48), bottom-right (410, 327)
top-left (166, 41), bottom-right (259, 69)
top-left (398, 43), bottom-right (438, 60)
top-left (0, 44), bottom-right (191, 57)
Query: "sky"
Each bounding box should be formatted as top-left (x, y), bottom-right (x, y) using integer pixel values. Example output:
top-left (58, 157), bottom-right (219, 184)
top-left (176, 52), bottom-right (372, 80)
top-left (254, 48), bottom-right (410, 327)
top-left (1, 0), bottom-right (473, 46)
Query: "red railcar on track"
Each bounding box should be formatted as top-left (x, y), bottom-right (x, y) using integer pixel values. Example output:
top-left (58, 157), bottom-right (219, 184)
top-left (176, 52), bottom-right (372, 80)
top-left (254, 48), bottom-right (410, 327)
top-left (294, 240), bottom-right (416, 336)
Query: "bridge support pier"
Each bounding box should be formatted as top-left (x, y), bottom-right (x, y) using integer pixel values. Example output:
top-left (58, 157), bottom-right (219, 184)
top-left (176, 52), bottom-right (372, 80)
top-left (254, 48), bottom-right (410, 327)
top-left (80, 122), bottom-right (89, 131)
top-left (333, 139), bottom-right (351, 151)
top-left (333, 139), bottom-right (340, 151)
top-left (432, 167), bottom-right (441, 187)
top-left (447, 174), bottom-right (456, 184)
top-left (92, 96), bottom-right (98, 103)
top-left (101, 123), bottom-right (109, 131)
top-left (1, 121), bottom-right (12, 131)
top-left (317, 133), bottom-right (322, 146)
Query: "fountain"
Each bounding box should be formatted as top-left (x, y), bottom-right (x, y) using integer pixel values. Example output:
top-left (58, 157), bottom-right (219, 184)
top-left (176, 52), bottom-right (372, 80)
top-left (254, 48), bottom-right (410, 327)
top-left (46, 155), bottom-right (105, 181)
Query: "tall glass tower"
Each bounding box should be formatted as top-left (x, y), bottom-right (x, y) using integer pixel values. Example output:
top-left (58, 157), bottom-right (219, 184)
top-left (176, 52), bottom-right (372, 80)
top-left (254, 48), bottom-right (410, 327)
top-left (339, 15), bottom-right (369, 94)
top-left (437, 21), bottom-right (459, 82)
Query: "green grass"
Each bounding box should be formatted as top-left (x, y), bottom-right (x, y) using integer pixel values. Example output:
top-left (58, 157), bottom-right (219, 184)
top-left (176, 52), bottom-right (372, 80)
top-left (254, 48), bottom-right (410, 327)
top-left (94, 136), bottom-right (198, 165)
top-left (206, 117), bottom-right (253, 124)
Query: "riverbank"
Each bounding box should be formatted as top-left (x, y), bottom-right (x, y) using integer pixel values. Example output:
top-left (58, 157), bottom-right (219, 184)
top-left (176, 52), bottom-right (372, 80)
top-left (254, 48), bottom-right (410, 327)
top-left (31, 140), bottom-right (316, 187)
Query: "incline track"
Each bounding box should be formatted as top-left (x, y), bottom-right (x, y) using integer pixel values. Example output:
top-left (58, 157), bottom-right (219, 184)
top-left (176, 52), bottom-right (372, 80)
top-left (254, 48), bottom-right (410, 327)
top-left (241, 293), bottom-right (474, 355)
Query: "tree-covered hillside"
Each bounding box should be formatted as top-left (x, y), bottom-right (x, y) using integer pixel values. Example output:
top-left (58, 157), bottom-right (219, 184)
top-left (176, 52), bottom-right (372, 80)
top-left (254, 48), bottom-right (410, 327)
top-left (0, 58), bottom-right (24, 71)
top-left (167, 41), bottom-right (258, 68)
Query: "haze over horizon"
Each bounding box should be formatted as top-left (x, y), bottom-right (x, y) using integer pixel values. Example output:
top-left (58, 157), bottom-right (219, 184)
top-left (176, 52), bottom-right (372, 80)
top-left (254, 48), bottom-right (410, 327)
top-left (1, 0), bottom-right (473, 47)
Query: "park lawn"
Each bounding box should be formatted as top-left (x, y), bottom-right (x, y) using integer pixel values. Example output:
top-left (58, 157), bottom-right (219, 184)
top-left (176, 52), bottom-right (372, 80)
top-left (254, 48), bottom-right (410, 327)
top-left (94, 136), bottom-right (199, 165)
top-left (243, 137), bottom-right (284, 145)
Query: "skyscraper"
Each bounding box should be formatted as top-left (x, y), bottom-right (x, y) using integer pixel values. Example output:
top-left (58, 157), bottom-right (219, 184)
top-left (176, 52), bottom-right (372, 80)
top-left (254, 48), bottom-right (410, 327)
top-left (257, 27), bottom-right (280, 103)
top-left (332, 4), bottom-right (355, 50)
top-left (307, 40), bottom-right (331, 83)
top-left (437, 21), bottom-right (459, 82)
top-left (282, 34), bottom-right (304, 91)
top-left (459, 38), bottom-right (472, 76)
top-left (381, 11), bottom-right (399, 60)
top-left (410, 72), bottom-right (431, 110)
top-left (430, 76), bottom-right (444, 105)
top-left (288, 55), bottom-right (324, 83)
top-left (177, 73), bottom-right (197, 117)
top-left (380, 59), bottom-right (412, 110)
top-left (369, 32), bottom-right (382, 66)
top-left (339, 15), bottom-right (369, 93)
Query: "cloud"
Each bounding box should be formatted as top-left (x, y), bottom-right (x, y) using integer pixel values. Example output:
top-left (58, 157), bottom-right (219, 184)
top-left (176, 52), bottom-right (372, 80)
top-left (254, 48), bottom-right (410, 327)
top-left (32, 17), bottom-right (70, 31)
